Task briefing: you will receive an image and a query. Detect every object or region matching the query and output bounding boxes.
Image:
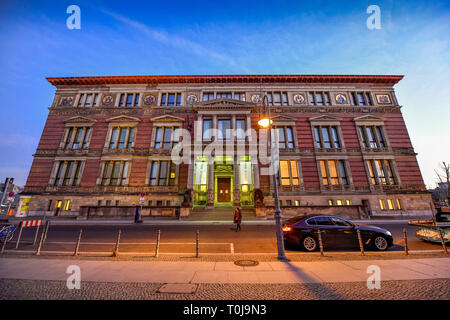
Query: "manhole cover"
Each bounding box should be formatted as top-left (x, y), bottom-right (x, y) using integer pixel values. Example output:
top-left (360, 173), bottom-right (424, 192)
top-left (234, 260), bottom-right (259, 267)
top-left (157, 283), bottom-right (198, 294)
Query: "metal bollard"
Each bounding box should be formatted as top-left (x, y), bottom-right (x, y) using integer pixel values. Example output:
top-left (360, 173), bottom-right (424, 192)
top-left (155, 229), bottom-right (161, 257)
top-left (15, 224), bottom-right (24, 249)
top-left (196, 230), bottom-right (199, 258)
top-left (74, 229), bottom-right (83, 256)
top-left (357, 229), bottom-right (365, 256)
top-left (438, 227), bottom-right (448, 255)
top-left (317, 230), bottom-right (324, 256)
top-left (1, 230), bottom-right (10, 254)
top-left (35, 228), bottom-right (46, 256)
top-left (113, 229), bottom-right (121, 257)
top-left (403, 228), bottom-right (409, 255)
top-left (43, 220), bottom-right (51, 244)
top-left (33, 224), bottom-right (41, 246)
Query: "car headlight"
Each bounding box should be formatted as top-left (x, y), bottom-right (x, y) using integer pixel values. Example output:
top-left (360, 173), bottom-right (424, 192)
top-left (385, 231), bottom-right (392, 236)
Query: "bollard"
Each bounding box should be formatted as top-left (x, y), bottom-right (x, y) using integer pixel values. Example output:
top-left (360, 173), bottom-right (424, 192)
top-left (15, 224), bottom-right (24, 249)
top-left (73, 229), bottom-right (83, 256)
top-left (1, 230), bottom-right (10, 254)
top-left (196, 230), bottom-right (199, 258)
top-left (33, 224), bottom-right (41, 246)
top-left (43, 220), bottom-right (51, 244)
top-left (357, 229), bottom-right (365, 256)
top-left (113, 229), bottom-right (122, 257)
top-left (317, 230), bottom-right (324, 256)
top-left (403, 228), bottom-right (409, 255)
top-left (437, 227), bottom-right (448, 255)
top-left (155, 229), bottom-right (161, 257)
top-left (35, 228), bottom-right (46, 256)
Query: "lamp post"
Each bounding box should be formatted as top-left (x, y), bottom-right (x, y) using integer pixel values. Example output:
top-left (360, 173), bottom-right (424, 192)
top-left (258, 95), bottom-right (287, 261)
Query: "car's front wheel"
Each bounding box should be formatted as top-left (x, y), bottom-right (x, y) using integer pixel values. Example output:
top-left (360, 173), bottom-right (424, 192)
top-left (372, 235), bottom-right (389, 251)
top-left (301, 235), bottom-right (318, 252)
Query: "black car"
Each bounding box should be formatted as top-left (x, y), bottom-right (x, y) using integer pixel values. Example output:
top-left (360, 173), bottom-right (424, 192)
top-left (282, 214), bottom-right (394, 251)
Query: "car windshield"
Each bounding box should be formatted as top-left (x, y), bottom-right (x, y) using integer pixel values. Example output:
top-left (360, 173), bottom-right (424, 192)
top-left (330, 216), bottom-right (353, 227)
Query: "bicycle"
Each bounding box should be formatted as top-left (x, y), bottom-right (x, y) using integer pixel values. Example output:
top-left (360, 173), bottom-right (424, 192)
top-left (0, 225), bottom-right (17, 243)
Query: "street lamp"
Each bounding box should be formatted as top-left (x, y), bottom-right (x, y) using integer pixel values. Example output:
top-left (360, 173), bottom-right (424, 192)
top-left (258, 95), bottom-right (287, 261)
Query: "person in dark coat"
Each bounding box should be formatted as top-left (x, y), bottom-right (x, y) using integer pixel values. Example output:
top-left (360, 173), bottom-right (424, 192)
top-left (234, 207), bottom-right (242, 231)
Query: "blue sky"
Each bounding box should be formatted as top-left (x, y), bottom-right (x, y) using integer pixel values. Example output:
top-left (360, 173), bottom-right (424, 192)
top-left (0, 0), bottom-right (449, 187)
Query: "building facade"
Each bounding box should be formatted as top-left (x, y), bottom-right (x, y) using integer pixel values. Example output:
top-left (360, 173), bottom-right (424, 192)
top-left (20, 74), bottom-right (433, 219)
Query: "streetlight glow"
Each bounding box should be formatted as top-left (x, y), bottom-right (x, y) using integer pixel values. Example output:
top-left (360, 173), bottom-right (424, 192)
top-left (257, 118), bottom-right (272, 128)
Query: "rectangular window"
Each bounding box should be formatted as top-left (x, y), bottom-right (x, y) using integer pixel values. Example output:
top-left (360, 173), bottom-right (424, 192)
top-left (203, 92), bottom-right (214, 101)
top-left (359, 126), bottom-right (386, 148)
top-left (275, 126), bottom-right (295, 149)
top-left (216, 92), bottom-right (232, 99)
top-left (54, 160), bottom-right (83, 186)
top-left (336, 200), bottom-right (343, 206)
top-left (396, 199), bottom-right (402, 210)
top-left (160, 92), bottom-right (182, 106)
top-left (309, 92), bottom-right (331, 106)
top-left (101, 161), bottom-right (129, 186)
top-left (64, 200), bottom-right (71, 211)
top-left (387, 199), bottom-right (395, 210)
top-left (64, 127), bottom-right (91, 150)
top-left (234, 92), bottom-right (245, 101)
top-left (154, 127), bottom-right (177, 149)
top-left (54, 162), bottom-right (64, 186)
top-left (346, 200), bottom-right (352, 206)
top-left (77, 94), bottom-right (85, 107)
top-left (295, 200), bottom-right (300, 206)
top-left (149, 161), bottom-right (177, 186)
top-left (217, 119), bottom-right (231, 141)
top-left (314, 126), bottom-right (341, 149)
top-left (320, 160), bottom-right (349, 186)
top-left (119, 93), bottom-right (139, 107)
top-left (202, 119), bottom-right (212, 141)
top-left (267, 92), bottom-right (288, 106)
top-left (84, 94), bottom-right (93, 107)
top-left (279, 160), bottom-right (300, 186)
top-left (366, 159), bottom-right (396, 185)
top-left (236, 119), bottom-right (246, 141)
top-left (350, 92), bottom-right (373, 106)
top-left (380, 199), bottom-right (386, 210)
top-left (62, 161), bottom-right (74, 186)
top-left (109, 127), bottom-right (135, 149)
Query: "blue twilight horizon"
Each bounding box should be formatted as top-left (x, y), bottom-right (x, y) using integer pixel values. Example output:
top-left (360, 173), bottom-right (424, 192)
top-left (0, 0), bottom-right (449, 187)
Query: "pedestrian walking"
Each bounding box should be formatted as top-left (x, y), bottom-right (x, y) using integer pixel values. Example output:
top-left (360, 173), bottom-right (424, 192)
top-left (234, 207), bottom-right (242, 232)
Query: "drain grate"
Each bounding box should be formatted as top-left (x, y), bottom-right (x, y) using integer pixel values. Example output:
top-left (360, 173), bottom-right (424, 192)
top-left (234, 260), bottom-right (259, 267)
top-left (157, 283), bottom-right (198, 294)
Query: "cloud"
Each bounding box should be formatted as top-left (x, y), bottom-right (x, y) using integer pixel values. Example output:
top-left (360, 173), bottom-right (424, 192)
top-left (101, 9), bottom-right (238, 68)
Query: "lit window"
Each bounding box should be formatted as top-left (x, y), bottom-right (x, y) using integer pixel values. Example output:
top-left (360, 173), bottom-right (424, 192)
top-left (379, 199), bottom-right (386, 210)
top-left (295, 200), bottom-right (300, 206)
top-left (346, 200), bottom-right (352, 206)
top-left (366, 159), bottom-right (396, 185)
top-left (336, 200), bottom-right (343, 206)
top-left (279, 160), bottom-right (300, 186)
top-left (387, 199), bottom-right (395, 210)
top-left (396, 199), bottom-right (402, 210)
top-left (328, 200), bottom-right (333, 206)
top-left (320, 160), bottom-right (349, 186)
top-left (64, 200), bottom-right (71, 211)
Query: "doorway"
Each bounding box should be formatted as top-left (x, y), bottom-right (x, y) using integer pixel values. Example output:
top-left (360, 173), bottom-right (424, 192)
top-left (217, 177), bottom-right (231, 203)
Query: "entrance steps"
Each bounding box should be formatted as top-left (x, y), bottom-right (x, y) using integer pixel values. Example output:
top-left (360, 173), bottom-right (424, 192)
top-left (187, 207), bottom-right (258, 221)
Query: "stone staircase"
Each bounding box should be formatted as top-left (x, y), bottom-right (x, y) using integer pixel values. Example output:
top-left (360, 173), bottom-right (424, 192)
top-left (186, 206), bottom-right (259, 221)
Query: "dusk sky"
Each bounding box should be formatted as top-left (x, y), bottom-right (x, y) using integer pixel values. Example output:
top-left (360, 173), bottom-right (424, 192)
top-left (0, 0), bottom-right (448, 188)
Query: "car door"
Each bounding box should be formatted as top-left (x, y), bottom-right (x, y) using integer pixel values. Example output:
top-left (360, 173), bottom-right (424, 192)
top-left (329, 216), bottom-right (358, 248)
top-left (312, 216), bottom-right (338, 247)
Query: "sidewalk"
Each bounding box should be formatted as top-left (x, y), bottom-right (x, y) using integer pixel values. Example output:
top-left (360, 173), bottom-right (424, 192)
top-left (5, 217), bottom-right (414, 226)
top-left (0, 257), bottom-right (448, 284)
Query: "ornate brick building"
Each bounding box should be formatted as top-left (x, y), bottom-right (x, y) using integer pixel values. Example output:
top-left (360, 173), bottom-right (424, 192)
top-left (19, 74), bottom-right (432, 219)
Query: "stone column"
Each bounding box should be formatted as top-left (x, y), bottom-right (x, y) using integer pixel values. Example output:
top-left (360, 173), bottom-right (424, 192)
top-left (206, 158), bottom-right (215, 208)
top-left (233, 157), bottom-right (240, 206)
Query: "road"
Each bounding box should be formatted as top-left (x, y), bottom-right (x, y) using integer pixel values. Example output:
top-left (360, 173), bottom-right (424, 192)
top-left (3, 222), bottom-right (443, 255)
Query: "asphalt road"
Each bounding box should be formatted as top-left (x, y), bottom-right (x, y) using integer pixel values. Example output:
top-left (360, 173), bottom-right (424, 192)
top-left (3, 222), bottom-right (443, 255)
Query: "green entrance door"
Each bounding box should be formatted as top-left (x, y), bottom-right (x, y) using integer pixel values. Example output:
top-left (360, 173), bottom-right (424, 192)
top-left (217, 177), bottom-right (231, 203)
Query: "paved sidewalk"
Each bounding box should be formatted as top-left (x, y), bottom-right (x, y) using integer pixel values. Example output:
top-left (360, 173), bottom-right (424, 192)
top-left (5, 217), bottom-right (416, 226)
top-left (0, 257), bottom-right (448, 284)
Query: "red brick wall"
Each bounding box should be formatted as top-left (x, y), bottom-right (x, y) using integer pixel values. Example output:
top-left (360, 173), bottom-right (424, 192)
top-left (25, 158), bottom-right (54, 186)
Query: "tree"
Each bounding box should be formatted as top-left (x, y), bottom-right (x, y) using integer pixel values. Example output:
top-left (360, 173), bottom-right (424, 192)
top-left (435, 162), bottom-right (450, 205)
